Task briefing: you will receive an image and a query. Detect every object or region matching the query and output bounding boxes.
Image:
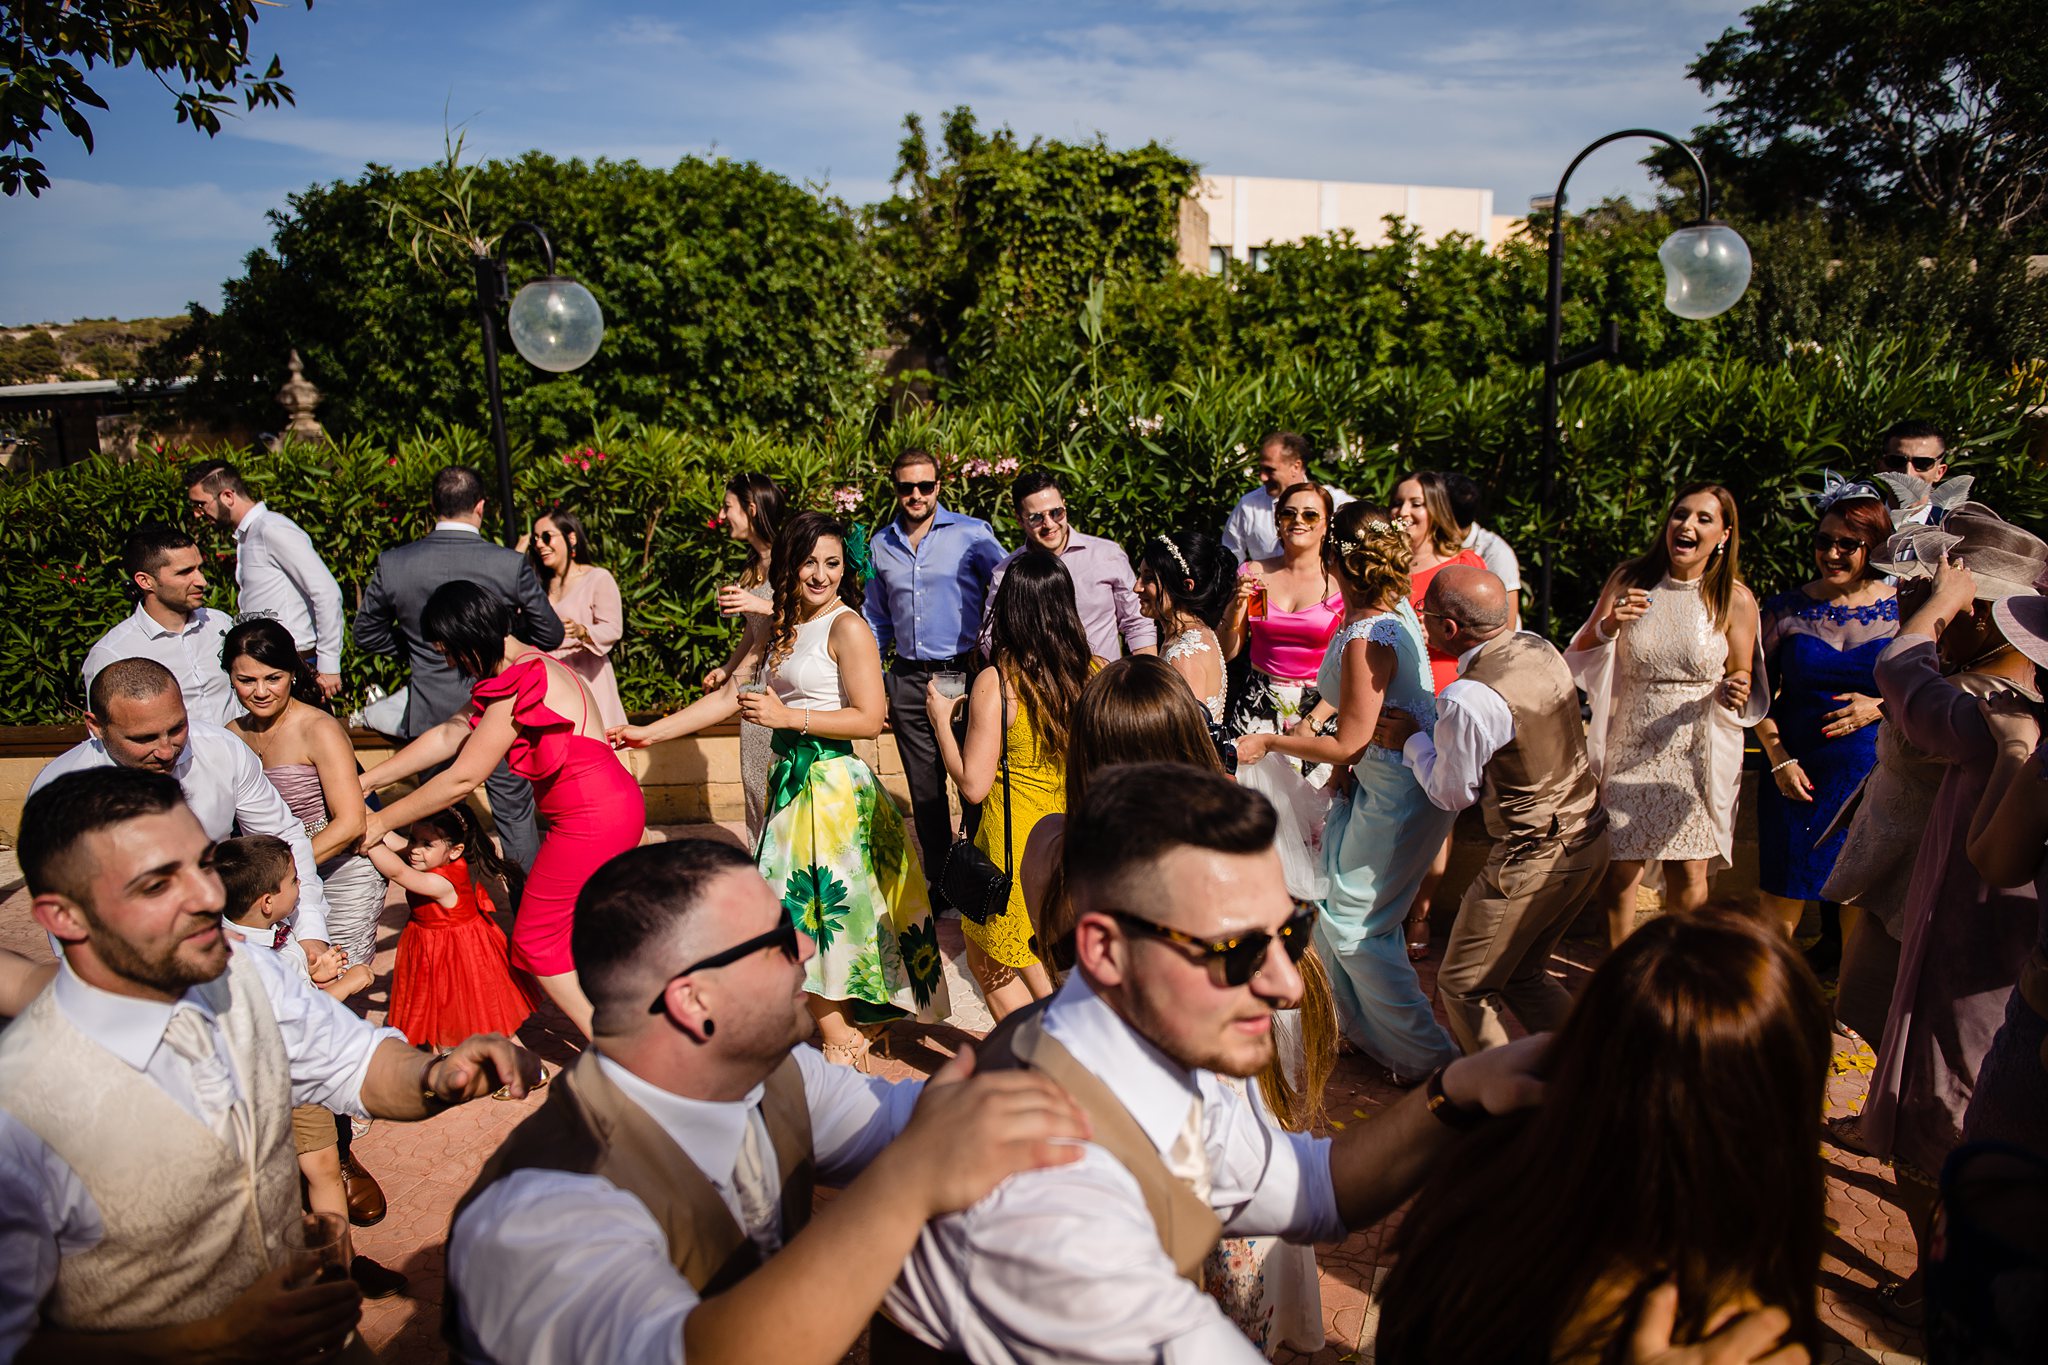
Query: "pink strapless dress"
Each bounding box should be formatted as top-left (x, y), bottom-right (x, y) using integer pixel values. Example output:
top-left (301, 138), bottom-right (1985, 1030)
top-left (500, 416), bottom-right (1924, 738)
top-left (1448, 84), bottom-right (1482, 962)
top-left (469, 655), bottom-right (646, 976)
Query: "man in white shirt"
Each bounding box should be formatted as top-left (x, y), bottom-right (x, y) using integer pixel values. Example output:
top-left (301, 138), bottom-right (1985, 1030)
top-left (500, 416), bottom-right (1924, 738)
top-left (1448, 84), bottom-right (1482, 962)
top-left (0, 767), bottom-right (540, 1360)
top-left (1219, 431), bottom-right (1355, 563)
top-left (33, 658), bottom-right (336, 966)
top-left (1443, 470), bottom-right (1523, 630)
top-left (877, 762), bottom-right (1547, 1363)
top-left (81, 522), bottom-right (240, 726)
top-left (186, 459), bottom-right (347, 699)
top-left (1377, 567), bottom-right (1611, 1053)
top-left (446, 840), bottom-right (1090, 1365)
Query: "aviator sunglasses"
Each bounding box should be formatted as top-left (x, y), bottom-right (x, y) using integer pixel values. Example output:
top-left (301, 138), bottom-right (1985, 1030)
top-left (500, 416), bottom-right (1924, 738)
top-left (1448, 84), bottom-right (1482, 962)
top-left (647, 916), bottom-right (802, 1013)
top-left (1105, 905), bottom-right (1316, 986)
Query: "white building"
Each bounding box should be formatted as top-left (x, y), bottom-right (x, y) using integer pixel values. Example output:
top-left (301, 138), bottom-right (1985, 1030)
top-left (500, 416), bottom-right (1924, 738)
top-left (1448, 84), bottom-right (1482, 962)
top-left (1182, 175), bottom-right (1523, 273)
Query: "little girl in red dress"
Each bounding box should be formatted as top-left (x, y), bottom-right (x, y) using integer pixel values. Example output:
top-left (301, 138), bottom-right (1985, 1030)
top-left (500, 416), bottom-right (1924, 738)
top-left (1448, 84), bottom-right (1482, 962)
top-left (366, 804), bottom-right (538, 1048)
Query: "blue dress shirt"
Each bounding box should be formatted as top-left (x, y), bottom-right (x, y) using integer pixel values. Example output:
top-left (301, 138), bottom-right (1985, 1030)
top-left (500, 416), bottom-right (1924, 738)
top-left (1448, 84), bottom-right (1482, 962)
top-left (863, 506), bottom-right (1008, 661)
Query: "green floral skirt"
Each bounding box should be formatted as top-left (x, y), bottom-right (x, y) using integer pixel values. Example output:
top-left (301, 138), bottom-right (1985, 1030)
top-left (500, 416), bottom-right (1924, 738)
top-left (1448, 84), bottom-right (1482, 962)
top-left (757, 740), bottom-right (949, 1020)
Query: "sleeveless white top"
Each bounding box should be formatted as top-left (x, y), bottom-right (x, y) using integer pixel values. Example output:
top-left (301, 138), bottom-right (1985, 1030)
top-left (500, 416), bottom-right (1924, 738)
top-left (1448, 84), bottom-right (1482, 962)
top-left (772, 602), bottom-right (854, 710)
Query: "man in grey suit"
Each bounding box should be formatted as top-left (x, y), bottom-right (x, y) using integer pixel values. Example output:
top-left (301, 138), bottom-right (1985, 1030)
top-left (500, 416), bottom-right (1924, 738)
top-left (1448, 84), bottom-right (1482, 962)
top-left (354, 466), bottom-right (564, 880)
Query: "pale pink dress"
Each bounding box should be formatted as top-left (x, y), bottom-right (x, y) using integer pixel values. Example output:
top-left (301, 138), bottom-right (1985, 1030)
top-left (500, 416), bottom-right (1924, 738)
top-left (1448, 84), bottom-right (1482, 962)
top-left (545, 565), bottom-right (628, 730)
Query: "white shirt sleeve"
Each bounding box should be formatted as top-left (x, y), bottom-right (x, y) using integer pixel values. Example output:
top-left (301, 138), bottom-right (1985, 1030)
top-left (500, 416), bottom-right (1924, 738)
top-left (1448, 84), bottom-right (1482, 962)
top-left (1400, 678), bottom-right (1514, 813)
top-left (220, 736), bottom-right (333, 943)
top-left (0, 1116), bottom-right (95, 1363)
top-left (268, 517), bottom-right (347, 673)
top-left (235, 940), bottom-right (404, 1117)
top-left (793, 1043), bottom-right (922, 1182)
top-left (1220, 498), bottom-right (1250, 561)
top-left (449, 1170), bottom-right (695, 1365)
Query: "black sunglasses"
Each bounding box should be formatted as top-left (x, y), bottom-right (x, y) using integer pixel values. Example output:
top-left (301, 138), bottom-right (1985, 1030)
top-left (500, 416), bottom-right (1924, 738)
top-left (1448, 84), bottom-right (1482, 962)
top-left (646, 917), bottom-right (802, 1013)
top-left (896, 479), bottom-right (938, 496)
top-left (1105, 905), bottom-right (1316, 987)
top-left (535, 530), bottom-right (561, 544)
top-left (1881, 454), bottom-right (1942, 473)
top-left (1812, 533), bottom-right (1866, 556)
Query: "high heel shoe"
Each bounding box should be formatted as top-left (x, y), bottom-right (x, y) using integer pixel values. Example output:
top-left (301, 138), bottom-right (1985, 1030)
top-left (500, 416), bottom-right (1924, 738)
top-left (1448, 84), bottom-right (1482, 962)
top-left (821, 1036), bottom-right (874, 1073)
top-left (1405, 917), bottom-right (1431, 962)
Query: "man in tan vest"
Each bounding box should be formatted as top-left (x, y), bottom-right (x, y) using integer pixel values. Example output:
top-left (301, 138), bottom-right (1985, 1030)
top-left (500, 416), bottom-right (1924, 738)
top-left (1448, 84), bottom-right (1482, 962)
top-left (0, 767), bottom-right (541, 1360)
top-left (1381, 565), bottom-right (1612, 1053)
top-left (445, 840), bottom-right (1089, 1364)
top-left (875, 763), bottom-right (1551, 1363)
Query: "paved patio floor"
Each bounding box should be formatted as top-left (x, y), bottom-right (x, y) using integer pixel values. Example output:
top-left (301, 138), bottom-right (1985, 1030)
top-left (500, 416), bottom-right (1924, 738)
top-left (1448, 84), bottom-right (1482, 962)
top-left (0, 829), bottom-right (1925, 1363)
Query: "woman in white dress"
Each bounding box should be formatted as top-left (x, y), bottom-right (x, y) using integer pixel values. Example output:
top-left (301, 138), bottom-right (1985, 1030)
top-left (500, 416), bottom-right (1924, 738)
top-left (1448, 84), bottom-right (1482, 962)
top-left (1134, 528), bottom-right (1238, 724)
top-left (1567, 482), bottom-right (1765, 946)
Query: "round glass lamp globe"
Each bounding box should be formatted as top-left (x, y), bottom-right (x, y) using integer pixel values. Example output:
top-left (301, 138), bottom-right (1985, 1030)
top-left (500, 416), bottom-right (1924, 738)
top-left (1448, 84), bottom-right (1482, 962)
top-left (507, 277), bottom-right (604, 372)
top-left (1659, 224), bottom-right (1752, 321)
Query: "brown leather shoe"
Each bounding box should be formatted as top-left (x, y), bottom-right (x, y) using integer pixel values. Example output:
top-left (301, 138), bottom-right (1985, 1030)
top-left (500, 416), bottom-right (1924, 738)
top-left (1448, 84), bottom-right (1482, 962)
top-left (350, 1254), bottom-right (409, 1300)
top-left (341, 1153), bottom-right (387, 1226)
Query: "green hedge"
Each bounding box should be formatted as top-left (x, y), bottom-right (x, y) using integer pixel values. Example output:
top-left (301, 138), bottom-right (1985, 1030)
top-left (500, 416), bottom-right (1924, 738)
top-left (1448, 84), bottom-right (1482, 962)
top-left (5, 341), bottom-right (2043, 725)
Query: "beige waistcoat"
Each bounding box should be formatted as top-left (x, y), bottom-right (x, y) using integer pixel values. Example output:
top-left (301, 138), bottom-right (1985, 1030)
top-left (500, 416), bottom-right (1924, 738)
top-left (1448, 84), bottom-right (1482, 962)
top-left (0, 951), bottom-right (298, 1333)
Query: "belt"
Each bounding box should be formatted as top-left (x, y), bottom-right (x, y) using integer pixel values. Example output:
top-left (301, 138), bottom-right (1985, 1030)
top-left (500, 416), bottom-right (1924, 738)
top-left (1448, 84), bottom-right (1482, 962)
top-left (892, 653), bottom-right (976, 673)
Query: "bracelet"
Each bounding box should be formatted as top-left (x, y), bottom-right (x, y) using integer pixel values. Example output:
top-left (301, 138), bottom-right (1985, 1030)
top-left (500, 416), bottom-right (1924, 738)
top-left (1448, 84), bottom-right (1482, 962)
top-left (1770, 758), bottom-right (1798, 773)
top-left (1423, 1065), bottom-right (1487, 1131)
top-left (1594, 617), bottom-right (1617, 643)
top-left (802, 708), bottom-right (811, 735)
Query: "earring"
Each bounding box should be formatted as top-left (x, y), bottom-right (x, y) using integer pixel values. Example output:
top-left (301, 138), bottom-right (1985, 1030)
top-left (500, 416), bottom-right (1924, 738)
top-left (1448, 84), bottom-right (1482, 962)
top-left (701, 1018), bottom-right (716, 1037)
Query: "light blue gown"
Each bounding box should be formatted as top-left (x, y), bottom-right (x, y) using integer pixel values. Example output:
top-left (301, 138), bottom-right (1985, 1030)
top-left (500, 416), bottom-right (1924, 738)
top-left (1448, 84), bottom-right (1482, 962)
top-left (1314, 603), bottom-right (1461, 1078)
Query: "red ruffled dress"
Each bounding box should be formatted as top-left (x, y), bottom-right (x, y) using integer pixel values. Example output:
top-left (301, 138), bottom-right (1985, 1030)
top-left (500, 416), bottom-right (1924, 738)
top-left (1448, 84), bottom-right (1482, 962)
top-left (388, 857), bottom-right (539, 1047)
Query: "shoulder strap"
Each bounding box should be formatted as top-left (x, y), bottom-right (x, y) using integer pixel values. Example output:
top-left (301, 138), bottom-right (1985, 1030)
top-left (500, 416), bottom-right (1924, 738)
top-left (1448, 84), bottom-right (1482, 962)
top-left (999, 669), bottom-right (1014, 874)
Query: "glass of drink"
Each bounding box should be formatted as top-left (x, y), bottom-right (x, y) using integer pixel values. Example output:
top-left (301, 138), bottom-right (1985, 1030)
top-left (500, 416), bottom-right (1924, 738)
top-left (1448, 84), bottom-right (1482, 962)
top-left (933, 671), bottom-right (968, 699)
top-left (1246, 581), bottom-right (1268, 621)
top-left (736, 667), bottom-right (769, 697)
top-left (284, 1211), bottom-right (350, 1289)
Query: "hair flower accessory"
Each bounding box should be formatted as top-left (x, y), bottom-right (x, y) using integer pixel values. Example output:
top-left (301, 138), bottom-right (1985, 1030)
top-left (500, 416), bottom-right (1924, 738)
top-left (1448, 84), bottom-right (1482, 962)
top-left (1363, 518), bottom-right (1393, 536)
top-left (1812, 469), bottom-right (1884, 514)
top-left (1151, 536), bottom-right (1191, 580)
top-left (1332, 537), bottom-right (1362, 555)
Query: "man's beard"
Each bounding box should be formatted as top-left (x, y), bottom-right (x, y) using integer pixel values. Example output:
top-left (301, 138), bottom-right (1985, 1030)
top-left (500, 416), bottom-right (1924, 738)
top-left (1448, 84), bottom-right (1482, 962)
top-left (84, 906), bottom-right (228, 994)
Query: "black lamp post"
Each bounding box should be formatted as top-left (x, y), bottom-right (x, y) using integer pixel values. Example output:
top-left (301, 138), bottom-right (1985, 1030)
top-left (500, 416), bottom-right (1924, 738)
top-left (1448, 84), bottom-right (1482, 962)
top-left (1534, 129), bottom-right (1751, 635)
top-left (470, 221), bottom-right (605, 546)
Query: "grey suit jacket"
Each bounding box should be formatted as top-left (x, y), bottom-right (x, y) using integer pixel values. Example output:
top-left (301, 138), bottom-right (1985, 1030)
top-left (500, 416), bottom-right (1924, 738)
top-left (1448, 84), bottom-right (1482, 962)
top-left (354, 527), bottom-right (565, 737)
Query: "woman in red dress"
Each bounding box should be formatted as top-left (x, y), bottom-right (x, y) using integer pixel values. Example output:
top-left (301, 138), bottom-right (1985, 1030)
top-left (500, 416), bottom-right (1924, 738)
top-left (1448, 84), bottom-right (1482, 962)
top-left (360, 580), bottom-right (646, 1039)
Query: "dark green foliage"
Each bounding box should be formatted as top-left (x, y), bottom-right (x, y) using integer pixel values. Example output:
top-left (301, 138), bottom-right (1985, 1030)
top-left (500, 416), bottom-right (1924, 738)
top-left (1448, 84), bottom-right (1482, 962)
top-left (0, 331), bottom-right (65, 383)
top-left (149, 152), bottom-right (883, 445)
top-left (2, 0), bottom-right (311, 197)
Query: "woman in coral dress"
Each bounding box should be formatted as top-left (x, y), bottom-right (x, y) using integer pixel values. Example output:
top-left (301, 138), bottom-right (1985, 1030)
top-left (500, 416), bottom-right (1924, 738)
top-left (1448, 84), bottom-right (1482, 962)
top-left (360, 579), bottom-right (646, 1040)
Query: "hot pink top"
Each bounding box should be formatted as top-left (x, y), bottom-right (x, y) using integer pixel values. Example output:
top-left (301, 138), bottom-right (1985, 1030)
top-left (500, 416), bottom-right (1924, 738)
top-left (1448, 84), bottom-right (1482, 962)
top-left (1238, 563), bottom-right (1343, 681)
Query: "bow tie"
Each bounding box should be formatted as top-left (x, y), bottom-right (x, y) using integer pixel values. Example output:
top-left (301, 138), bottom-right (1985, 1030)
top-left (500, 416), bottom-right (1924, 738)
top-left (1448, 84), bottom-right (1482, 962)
top-left (271, 923), bottom-right (290, 951)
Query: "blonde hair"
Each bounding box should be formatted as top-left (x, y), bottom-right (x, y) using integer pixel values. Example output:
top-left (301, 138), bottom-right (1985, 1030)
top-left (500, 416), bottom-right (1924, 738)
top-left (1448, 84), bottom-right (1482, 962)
top-left (1396, 470), bottom-right (1464, 558)
top-left (1326, 502), bottom-right (1412, 610)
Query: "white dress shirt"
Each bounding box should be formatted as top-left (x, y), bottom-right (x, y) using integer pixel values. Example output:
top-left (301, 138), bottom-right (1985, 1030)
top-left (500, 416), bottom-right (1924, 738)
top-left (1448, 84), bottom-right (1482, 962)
top-left (0, 942), bottom-right (403, 1357)
top-left (1399, 639), bottom-right (1517, 813)
top-left (1460, 522), bottom-right (1523, 594)
top-left (80, 603), bottom-right (241, 727)
top-left (448, 1045), bottom-right (923, 1365)
top-left (1220, 484), bottom-right (1356, 563)
top-left (31, 722), bottom-right (333, 944)
top-left (883, 973), bottom-right (1344, 1364)
top-left (234, 503), bottom-right (346, 673)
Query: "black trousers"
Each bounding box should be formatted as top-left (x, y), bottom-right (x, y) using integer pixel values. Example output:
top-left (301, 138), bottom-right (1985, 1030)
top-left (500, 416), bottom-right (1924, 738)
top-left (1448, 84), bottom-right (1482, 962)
top-left (886, 655), bottom-right (981, 906)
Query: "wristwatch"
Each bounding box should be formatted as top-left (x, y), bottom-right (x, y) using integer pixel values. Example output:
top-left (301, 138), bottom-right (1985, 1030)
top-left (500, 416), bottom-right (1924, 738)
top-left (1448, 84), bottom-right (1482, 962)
top-left (1424, 1064), bottom-right (1487, 1131)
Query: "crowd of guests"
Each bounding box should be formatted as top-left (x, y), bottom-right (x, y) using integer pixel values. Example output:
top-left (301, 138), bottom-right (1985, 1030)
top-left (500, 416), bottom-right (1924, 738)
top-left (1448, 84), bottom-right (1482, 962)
top-left (0, 418), bottom-right (2041, 1362)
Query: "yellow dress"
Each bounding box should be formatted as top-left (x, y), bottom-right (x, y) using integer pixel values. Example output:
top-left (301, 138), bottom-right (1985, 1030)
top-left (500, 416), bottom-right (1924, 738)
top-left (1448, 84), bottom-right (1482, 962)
top-left (967, 698), bottom-right (1065, 969)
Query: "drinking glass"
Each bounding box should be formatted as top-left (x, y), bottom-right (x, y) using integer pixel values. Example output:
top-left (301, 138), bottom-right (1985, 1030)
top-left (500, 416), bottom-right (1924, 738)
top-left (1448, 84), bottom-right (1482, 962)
top-left (284, 1211), bottom-right (349, 1289)
top-left (736, 667), bottom-right (770, 698)
top-left (932, 671), bottom-right (968, 699)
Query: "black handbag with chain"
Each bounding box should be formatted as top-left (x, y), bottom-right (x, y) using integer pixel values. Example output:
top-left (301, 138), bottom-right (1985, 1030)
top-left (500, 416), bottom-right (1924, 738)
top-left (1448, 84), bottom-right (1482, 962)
top-left (938, 673), bottom-right (1013, 925)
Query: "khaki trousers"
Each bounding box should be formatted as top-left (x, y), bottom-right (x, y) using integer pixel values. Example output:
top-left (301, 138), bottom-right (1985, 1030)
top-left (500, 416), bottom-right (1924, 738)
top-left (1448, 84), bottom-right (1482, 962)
top-left (1437, 827), bottom-right (1611, 1053)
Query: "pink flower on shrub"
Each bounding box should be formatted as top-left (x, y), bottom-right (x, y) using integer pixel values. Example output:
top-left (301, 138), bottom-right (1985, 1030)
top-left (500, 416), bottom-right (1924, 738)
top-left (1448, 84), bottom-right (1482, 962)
top-left (386, 456), bottom-right (398, 466)
top-left (994, 457), bottom-right (1018, 475)
top-left (706, 514), bottom-right (724, 531)
top-left (962, 458), bottom-right (991, 478)
top-left (831, 485), bottom-right (863, 514)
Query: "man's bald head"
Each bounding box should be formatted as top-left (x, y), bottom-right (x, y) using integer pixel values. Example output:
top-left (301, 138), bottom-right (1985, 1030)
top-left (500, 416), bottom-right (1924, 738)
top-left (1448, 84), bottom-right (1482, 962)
top-left (89, 657), bottom-right (179, 722)
top-left (1427, 565), bottom-right (1510, 638)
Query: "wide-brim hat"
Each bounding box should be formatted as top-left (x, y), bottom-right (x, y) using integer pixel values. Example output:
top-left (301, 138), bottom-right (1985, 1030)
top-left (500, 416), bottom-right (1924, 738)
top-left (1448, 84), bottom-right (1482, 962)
top-left (1872, 502), bottom-right (2048, 603)
top-left (1994, 593), bottom-right (2048, 670)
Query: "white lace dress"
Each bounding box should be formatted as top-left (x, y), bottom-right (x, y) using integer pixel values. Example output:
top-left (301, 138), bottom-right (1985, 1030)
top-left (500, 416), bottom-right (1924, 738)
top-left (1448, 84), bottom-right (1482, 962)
top-left (1162, 624), bottom-right (1226, 723)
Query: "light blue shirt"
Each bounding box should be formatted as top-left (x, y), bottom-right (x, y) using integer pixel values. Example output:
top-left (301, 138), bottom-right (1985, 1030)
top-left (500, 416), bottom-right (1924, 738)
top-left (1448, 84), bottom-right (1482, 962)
top-left (863, 505), bottom-right (1008, 661)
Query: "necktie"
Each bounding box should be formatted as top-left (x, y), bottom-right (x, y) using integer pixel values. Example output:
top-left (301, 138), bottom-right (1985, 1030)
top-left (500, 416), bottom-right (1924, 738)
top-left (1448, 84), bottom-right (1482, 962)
top-left (1163, 1097), bottom-right (1213, 1203)
top-left (270, 923), bottom-right (290, 951)
top-left (162, 1006), bottom-right (243, 1153)
top-left (731, 1107), bottom-right (782, 1257)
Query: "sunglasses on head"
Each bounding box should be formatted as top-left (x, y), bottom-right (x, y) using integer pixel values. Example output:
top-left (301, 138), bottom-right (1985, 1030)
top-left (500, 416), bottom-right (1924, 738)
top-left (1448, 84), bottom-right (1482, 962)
top-left (896, 479), bottom-right (938, 496)
top-left (1105, 905), bottom-right (1316, 987)
top-left (646, 916), bottom-right (802, 1013)
top-left (1881, 454), bottom-right (1941, 473)
top-left (1812, 533), bottom-right (1866, 556)
top-left (1276, 508), bottom-right (1323, 524)
top-left (1025, 506), bottom-right (1068, 527)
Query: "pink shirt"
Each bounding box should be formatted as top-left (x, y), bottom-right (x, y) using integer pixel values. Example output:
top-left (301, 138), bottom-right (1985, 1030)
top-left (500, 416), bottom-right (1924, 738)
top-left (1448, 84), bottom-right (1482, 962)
top-left (1238, 563), bottom-right (1342, 681)
top-left (544, 566), bottom-right (628, 729)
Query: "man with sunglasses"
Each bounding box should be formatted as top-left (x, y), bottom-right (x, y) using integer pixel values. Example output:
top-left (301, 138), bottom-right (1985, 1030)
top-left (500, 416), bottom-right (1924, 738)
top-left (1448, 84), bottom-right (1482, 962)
top-left (875, 763), bottom-right (1546, 1363)
top-left (864, 450), bottom-right (1010, 909)
top-left (447, 840), bottom-right (1089, 1364)
top-left (1376, 566), bottom-right (1611, 1055)
top-left (988, 469), bottom-right (1155, 664)
top-left (1219, 431), bottom-right (1356, 563)
top-left (1877, 419), bottom-right (1953, 525)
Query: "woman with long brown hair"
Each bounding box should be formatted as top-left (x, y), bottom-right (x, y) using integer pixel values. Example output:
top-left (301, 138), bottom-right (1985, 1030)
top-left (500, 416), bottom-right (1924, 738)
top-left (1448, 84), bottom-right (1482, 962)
top-left (1391, 469), bottom-right (1486, 693)
top-left (1221, 482), bottom-right (1343, 768)
top-left (612, 512), bottom-right (947, 1068)
top-left (1377, 908), bottom-right (1828, 1364)
top-left (1020, 656), bottom-right (1338, 1358)
top-left (1568, 483), bottom-right (1765, 945)
top-left (927, 549), bottom-right (1090, 1020)
top-left (705, 472), bottom-right (785, 838)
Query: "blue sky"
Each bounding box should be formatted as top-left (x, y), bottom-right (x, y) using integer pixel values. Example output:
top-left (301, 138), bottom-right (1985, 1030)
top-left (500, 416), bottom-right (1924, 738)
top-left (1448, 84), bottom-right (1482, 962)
top-left (1, 0), bottom-right (1749, 324)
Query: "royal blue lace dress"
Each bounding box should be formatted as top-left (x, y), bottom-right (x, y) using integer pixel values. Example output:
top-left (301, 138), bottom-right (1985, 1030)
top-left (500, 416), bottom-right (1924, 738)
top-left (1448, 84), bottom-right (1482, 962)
top-left (1756, 587), bottom-right (1899, 899)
